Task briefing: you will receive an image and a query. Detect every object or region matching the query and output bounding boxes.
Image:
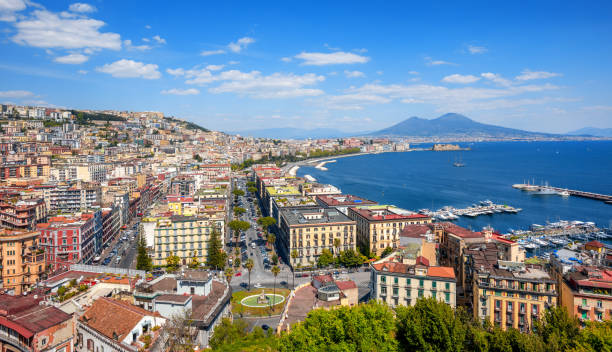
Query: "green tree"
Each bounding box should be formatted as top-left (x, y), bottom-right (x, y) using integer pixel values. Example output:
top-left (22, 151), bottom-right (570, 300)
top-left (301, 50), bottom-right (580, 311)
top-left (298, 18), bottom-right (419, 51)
top-left (257, 217), bottom-right (277, 237)
top-left (206, 229), bottom-right (227, 270)
top-left (228, 219), bottom-right (251, 249)
top-left (278, 301), bottom-right (397, 352)
top-left (225, 267), bottom-right (234, 285)
top-left (381, 246), bottom-right (394, 258)
top-left (291, 250), bottom-right (299, 289)
top-left (395, 297), bottom-right (467, 352)
top-left (188, 251), bottom-right (199, 269)
top-left (533, 306), bottom-right (580, 352)
top-left (248, 186), bottom-right (258, 194)
top-left (234, 257), bottom-right (241, 268)
top-left (271, 265), bottom-right (281, 311)
top-left (246, 181), bottom-right (256, 188)
top-left (234, 207), bottom-right (246, 216)
top-left (271, 253), bottom-right (278, 265)
top-left (267, 233), bottom-right (276, 249)
top-left (210, 318), bottom-right (277, 352)
top-left (233, 189), bottom-right (245, 197)
top-left (317, 249), bottom-right (334, 268)
top-left (166, 252), bottom-right (180, 272)
top-left (339, 249), bottom-right (363, 267)
top-left (245, 258), bottom-right (254, 290)
top-left (193, 154), bottom-right (203, 162)
top-left (136, 235), bottom-right (152, 271)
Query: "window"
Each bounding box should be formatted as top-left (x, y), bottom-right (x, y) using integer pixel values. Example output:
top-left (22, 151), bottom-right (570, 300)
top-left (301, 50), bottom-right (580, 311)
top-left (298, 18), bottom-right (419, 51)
top-left (406, 278), bottom-right (411, 286)
top-left (418, 289), bottom-right (424, 297)
top-left (432, 281), bottom-right (437, 289)
top-left (597, 300), bottom-right (602, 308)
top-left (445, 292), bottom-right (450, 303)
top-left (582, 298), bottom-right (587, 306)
top-left (432, 291), bottom-right (436, 299)
top-left (394, 277), bottom-right (398, 284)
top-left (393, 287), bottom-right (398, 296)
top-left (419, 279), bottom-right (424, 287)
top-left (445, 282), bottom-right (450, 290)
top-left (381, 275), bottom-right (386, 283)
top-left (406, 289), bottom-right (411, 297)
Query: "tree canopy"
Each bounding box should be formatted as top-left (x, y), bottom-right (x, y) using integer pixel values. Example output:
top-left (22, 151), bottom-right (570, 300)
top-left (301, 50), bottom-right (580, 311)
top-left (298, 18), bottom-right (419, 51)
top-left (206, 229), bottom-right (227, 270)
top-left (136, 235), bottom-right (152, 271)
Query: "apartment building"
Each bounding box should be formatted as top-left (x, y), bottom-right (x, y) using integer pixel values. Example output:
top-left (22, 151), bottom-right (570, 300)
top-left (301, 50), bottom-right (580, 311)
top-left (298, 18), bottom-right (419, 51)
top-left (151, 215), bottom-right (224, 266)
top-left (0, 160), bottom-right (49, 180)
top-left (347, 206), bottom-right (432, 256)
top-left (37, 212), bottom-right (100, 271)
top-left (559, 266), bottom-right (612, 323)
top-left (0, 229), bottom-right (46, 295)
top-left (50, 164), bottom-right (107, 182)
top-left (467, 244), bottom-right (557, 332)
top-left (278, 207), bottom-right (356, 267)
top-left (0, 196), bottom-right (47, 230)
top-left (370, 259), bottom-right (456, 308)
top-left (43, 182), bottom-right (101, 212)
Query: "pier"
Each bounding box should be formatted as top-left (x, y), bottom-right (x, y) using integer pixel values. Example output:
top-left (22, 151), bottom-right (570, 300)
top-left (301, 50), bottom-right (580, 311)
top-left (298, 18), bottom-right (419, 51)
top-left (513, 183), bottom-right (612, 204)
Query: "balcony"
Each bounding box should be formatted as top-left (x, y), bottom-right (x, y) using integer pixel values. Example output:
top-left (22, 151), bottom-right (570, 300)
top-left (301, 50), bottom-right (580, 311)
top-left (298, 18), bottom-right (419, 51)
top-left (594, 305), bottom-right (604, 312)
top-left (579, 304), bottom-right (590, 311)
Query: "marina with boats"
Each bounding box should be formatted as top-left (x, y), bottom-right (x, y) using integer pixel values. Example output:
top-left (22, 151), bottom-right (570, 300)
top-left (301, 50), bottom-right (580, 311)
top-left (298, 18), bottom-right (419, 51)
top-left (418, 200), bottom-right (522, 221)
top-left (513, 182), bottom-right (612, 203)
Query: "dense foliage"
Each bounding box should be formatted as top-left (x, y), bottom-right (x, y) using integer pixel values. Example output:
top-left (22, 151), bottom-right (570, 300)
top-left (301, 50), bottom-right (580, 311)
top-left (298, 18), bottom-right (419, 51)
top-left (208, 298), bottom-right (612, 352)
top-left (206, 229), bottom-right (227, 270)
top-left (72, 110), bottom-right (126, 124)
top-left (231, 147), bottom-right (362, 170)
top-left (136, 235), bottom-right (152, 271)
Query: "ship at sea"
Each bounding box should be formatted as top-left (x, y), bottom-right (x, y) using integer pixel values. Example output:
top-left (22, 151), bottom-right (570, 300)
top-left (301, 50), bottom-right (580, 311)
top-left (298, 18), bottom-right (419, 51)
top-left (452, 155), bottom-right (466, 167)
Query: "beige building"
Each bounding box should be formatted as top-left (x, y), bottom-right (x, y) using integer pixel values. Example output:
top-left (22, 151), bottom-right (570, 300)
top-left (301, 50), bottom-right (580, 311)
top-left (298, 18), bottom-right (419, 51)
top-left (0, 229), bottom-right (46, 295)
top-left (152, 215), bottom-right (224, 266)
top-left (559, 266), bottom-right (612, 323)
top-left (279, 207), bottom-right (356, 267)
top-left (347, 206), bottom-right (432, 256)
top-left (371, 260), bottom-right (457, 308)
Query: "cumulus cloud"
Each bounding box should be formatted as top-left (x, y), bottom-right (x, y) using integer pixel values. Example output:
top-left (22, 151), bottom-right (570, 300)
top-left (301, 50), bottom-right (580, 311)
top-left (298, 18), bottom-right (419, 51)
top-left (152, 35), bottom-right (166, 44)
top-left (295, 51), bottom-right (370, 66)
top-left (200, 49), bottom-right (225, 56)
top-left (0, 0), bottom-right (26, 21)
top-left (0, 90), bottom-right (34, 98)
top-left (124, 39), bottom-right (151, 51)
top-left (468, 45), bottom-right (487, 54)
top-left (281, 57), bottom-right (292, 62)
top-left (481, 72), bottom-right (512, 86)
top-left (68, 3), bottom-right (96, 13)
top-left (168, 65), bottom-right (325, 98)
top-left (515, 69), bottom-right (562, 81)
top-left (96, 59), bottom-right (161, 79)
top-left (442, 74), bottom-right (480, 84)
top-left (54, 53), bottom-right (88, 64)
top-left (425, 57), bottom-right (455, 66)
top-left (228, 37), bottom-right (254, 53)
top-left (206, 64), bottom-right (224, 71)
top-left (344, 70), bottom-right (365, 78)
top-left (12, 10), bottom-right (121, 50)
top-left (161, 88), bottom-right (200, 95)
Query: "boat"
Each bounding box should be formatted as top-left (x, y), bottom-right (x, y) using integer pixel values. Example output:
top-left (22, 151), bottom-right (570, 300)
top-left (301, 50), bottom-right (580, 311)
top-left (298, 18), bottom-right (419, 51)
top-left (453, 155), bottom-right (466, 167)
top-left (557, 190), bottom-right (570, 197)
top-left (533, 187), bottom-right (558, 195)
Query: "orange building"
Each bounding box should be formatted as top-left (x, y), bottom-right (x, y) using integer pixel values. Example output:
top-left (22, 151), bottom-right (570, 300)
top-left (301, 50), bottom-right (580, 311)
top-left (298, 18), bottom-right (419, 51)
top-left (0, 229), bottom-right (46, 295)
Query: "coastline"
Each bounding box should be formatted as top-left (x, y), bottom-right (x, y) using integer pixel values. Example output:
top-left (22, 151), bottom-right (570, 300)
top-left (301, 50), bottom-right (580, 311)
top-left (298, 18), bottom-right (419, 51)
top-left (282, 151), bottom-right (395, 176)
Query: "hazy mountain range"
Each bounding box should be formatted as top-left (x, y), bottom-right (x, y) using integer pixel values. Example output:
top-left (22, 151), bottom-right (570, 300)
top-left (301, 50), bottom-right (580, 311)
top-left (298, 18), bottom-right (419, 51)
top-left (566, 127), bottom-right (612, 137)
top-left (229, 113), bottom-right (606, 139)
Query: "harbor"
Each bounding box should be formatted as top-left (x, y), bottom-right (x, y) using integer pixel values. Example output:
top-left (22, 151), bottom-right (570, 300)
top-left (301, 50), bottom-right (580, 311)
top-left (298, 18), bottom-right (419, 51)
top-left (513, 183), bottom-right (612, 204)
top-left (419, 200), bottom-right (522, 221)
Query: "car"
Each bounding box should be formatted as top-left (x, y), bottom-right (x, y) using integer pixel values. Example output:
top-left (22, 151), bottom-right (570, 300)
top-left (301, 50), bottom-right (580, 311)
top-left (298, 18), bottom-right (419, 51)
top-left (261, 324), bottom-right (269, 331)
top-left (235, 272), bottom-right (242, 277)
top-left (253, 283), bottom-right (263, 289)
top-left (333, 271), bottom-right (340, 276)
top-left (280, 281), bottom-right (287, 286)
top-left (240, 282), bottom-right (248, 288)
top-left (301, 273), bottom-right (309, 278)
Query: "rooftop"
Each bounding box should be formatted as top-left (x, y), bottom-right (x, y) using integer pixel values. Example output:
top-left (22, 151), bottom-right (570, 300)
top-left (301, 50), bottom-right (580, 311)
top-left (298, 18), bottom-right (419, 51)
top-left (350, 207), bottom-right (428, 221)
top-left (316, 194), bottom-right (378, 207)
top-left (281, 207), bottom-right (354, 226)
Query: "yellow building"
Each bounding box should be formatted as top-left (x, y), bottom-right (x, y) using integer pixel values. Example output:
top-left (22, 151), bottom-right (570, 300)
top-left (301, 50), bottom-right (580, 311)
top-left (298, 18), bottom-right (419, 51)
top-left (347, 206), bottom-right (432, 256)
top-left (467, 244), bottom-right (557, 332)
top-left (0, 229), bottom-right (46, 295)
top-left (152, 215), bottom-right (224, 266)
top-left (279, 207), bottom-right (356, 267)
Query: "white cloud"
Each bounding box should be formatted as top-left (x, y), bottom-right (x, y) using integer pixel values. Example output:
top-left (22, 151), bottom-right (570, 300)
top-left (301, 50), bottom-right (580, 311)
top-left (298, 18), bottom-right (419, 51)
top-left (206, 64), bottom-right (224, 71)
top-left (68, 3), bottom-right (96, 13)
top-left (481, 72), bottom-right (512, 86)
top-left (124, 39), bottom-right (151, 51)
top-left (228, 37), bottom-right (254, 53)
top-left (200, 49), bottom-right (225, 56)
top-left (425, 57), bottom-right (455, 66)
top-left (96, 59), bottom-right (160, 79)
top-left (152, 35), bottom-right (165, 44)
top-left (161, 88), bottom-right (200, 95)
top-left (442, 74), bottom-right (480, 84)
top-left (0, 0), bottom-right (26, 21)
top-left (0, 90), bottom-right (34, 98)
top-left (12, 10), bottom-right (121, 50)
top-left (228, 60), bottom-right (239, 65)
top-left (281, 57), bottom-right (292, 62)
top-left (468, 45), bottom-right (487, 54)
top-left (78, 69), bottom-right (87, 74)
top-left (515, 69), bottom-right (562, 81)
top-left (144, 24), bottom-right (151, 29)
top-left (167, 66), bottom-right (325, 98)
top-left (326, 93), bottom-right (391, 110)
top-left (408, 71), bottom-right (419, 75)
top-left (54, 53), bottom-right (88, 64)
top-left (295, 51), bottom-right (370, 66)
top-left (344, 70), bottom-right (365, 78)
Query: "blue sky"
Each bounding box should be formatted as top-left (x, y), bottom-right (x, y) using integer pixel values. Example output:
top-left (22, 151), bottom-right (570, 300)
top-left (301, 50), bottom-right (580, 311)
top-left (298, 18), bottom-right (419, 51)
top-left (1, 1), bottom-right (611, 133)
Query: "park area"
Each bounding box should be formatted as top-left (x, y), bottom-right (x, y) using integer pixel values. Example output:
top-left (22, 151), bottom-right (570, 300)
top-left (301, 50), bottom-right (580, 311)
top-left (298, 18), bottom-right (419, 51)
top-left (232, 288), bottom-right (290, 317)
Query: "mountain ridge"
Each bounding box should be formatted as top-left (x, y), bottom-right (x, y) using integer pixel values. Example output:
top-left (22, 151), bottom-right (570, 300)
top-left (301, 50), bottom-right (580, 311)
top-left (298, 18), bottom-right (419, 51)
top-left (567, 127), bottom-right (612, 137)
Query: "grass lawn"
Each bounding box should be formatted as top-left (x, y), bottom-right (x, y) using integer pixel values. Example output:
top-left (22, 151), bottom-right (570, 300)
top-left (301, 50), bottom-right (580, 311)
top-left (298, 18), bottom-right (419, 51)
top-left (232, 288), bottom-right (290, 317)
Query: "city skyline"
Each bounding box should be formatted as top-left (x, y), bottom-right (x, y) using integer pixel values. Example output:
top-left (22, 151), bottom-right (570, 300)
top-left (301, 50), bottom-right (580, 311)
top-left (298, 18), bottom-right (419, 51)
top-left (1, 1), bottom-right (612, 133)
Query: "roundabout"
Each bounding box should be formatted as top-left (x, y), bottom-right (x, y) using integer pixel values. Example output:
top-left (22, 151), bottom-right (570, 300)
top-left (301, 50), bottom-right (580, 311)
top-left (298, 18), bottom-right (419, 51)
top-left (240, 291), bottom-right (285, 307)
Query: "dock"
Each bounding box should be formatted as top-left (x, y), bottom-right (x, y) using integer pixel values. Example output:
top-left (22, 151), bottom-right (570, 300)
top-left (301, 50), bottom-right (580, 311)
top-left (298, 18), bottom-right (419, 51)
top-left (513, 183), bottom-right (612, 204)
top-left (421, 201), bottom-right (522, 221)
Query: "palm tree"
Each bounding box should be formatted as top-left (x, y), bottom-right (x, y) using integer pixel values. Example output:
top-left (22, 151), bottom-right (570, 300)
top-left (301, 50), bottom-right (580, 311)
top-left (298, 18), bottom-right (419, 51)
top-left (333, 238), bottom-right (341, 257)
top-left (267, 233), bottom-right (276, 251)
top-left (271, 265), bottom-right (281, 311)
top-left (290, 250), bottom-right (298, 289)
top-left (224, 268), bottom-right (234, 285)
top-left (245, 258), bottom-right (254, 291)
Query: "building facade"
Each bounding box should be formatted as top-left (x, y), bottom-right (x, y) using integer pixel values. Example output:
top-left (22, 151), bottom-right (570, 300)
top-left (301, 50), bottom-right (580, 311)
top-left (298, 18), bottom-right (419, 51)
top-left (0, 229), bottom-right (46, 295)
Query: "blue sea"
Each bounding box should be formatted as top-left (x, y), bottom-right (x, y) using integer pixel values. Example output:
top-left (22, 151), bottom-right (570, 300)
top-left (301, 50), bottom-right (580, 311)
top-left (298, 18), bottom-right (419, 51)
top-left (297, 141), bottom-right (612, 233)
